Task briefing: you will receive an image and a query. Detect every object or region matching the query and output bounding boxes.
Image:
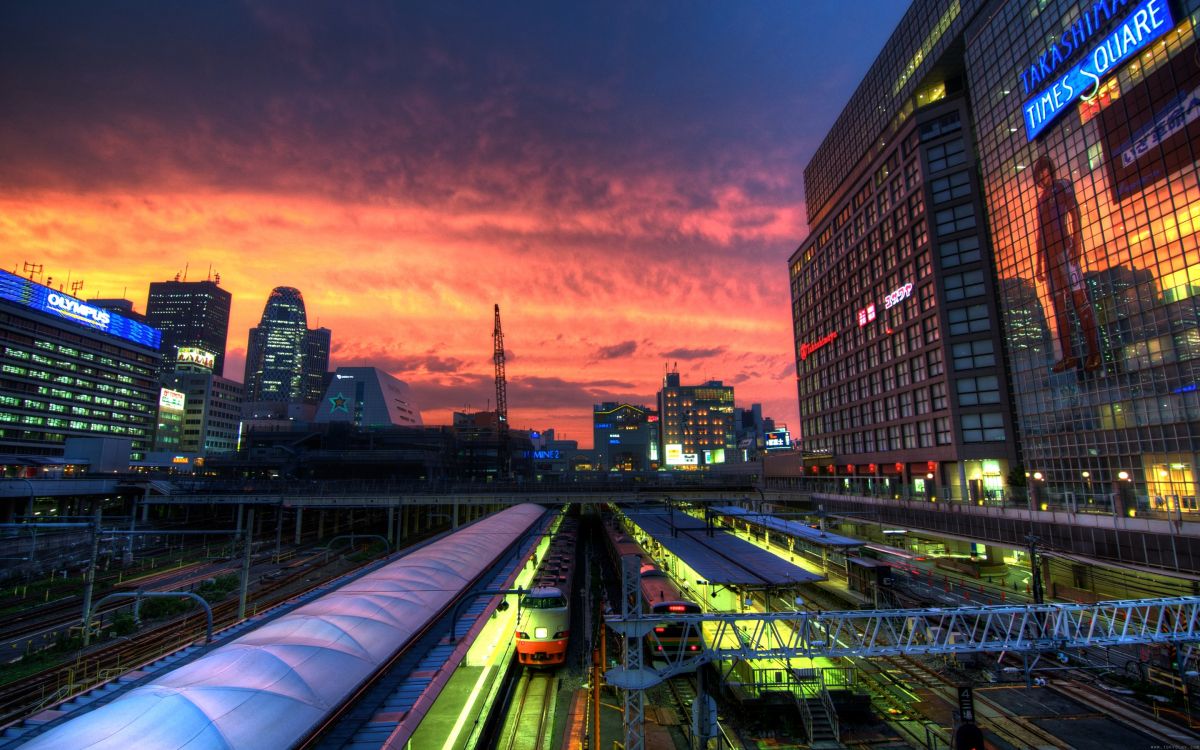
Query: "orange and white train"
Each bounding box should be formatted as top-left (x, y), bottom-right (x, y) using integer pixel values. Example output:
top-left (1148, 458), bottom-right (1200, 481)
top-left (515, 517), bottom-right (577, 666)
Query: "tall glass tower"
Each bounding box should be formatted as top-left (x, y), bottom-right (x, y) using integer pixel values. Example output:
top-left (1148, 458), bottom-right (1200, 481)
top-left (243, 287), bottom-right (330, 404)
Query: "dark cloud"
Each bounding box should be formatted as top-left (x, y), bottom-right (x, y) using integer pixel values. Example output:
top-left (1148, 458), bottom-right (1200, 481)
top-left (407, 372), bottom-right (651, 416)
top-left (594, 340), bottom-right (637, 360)
top-left (660, 346), bottom-right (726, 360)
top-left (0, 1), bottom-right (906, 228)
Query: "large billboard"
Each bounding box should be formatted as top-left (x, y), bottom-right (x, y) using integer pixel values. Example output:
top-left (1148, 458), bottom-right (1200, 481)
top-left (0, 269), bottom-right (162, 350)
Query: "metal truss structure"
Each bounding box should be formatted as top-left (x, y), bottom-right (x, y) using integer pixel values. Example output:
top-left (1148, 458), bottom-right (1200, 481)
top-left (606, 596), bottom-right (1200, 747)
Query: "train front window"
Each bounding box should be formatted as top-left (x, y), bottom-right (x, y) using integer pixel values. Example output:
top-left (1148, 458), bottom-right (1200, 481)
top-left (524, 596), bottom-right (567, 609)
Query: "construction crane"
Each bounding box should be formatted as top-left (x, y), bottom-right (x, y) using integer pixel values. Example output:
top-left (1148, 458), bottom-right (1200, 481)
top-left (493, 304), bottom-right (511, 479)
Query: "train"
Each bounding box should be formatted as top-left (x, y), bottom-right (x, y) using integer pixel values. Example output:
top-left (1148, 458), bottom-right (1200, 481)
top-left (860, 542), bottom-right (924, 575)
top-left (604, 516), bottom-right (703, 660)
top-left (515, 516), bottom-right (577, 666)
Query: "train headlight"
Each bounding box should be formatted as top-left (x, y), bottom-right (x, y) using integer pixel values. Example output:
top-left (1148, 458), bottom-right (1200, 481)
top-left (554, 630), bottom-right (569, 639)
top-left (535, 627), bottom-right (548, 639)
top-left (515, 631), bottom-right (528, 639)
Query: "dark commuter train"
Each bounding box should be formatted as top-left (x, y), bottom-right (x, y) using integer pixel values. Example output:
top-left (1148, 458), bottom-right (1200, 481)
top-left (604, 516), bottom-right (703, 660)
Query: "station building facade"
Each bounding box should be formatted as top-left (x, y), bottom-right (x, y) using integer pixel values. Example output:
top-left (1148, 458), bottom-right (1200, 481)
top-left (790, 0), bottom-right (1200, 513)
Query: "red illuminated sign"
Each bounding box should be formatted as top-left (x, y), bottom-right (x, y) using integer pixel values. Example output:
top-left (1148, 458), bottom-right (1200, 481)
top-left (857, 304), bottom-right (876, 327)
top-left (895, 462), bottom-right (904, 473)
top-left (800, 331), bottom-right (837, 360)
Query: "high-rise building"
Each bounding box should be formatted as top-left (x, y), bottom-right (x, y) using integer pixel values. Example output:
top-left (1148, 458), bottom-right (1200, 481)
top-left (592, 402), bottom-right (659, 471)
top-left (145, 278), bottom-right (231, 378)
top-left (243, 287), bottom-right (330, 406)
top-left (786, 0), bottom-right (1200, 516)
top-left (0, 270), bottom-right (161, 461)
top-left (657, 371), bottom-right (735, 470)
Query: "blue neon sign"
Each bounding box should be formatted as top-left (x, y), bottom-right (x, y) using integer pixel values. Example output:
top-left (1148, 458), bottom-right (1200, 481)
top-left (0, 270), bottom-right (162, 350)
top-left (1023, 0), bottom-right (1172, 140)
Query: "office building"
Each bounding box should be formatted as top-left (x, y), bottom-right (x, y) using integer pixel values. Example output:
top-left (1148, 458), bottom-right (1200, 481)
top-left (592, 402), bottom-right (659, 471)
top-left (0, 269), bottom-right (161, 461)
top-left (788, 0), bottom-right (1200, 512)
top-left (313, 367), bottom-right (422, 427)
top-left (145, 278), bottom-right (232, 378)
top-left (657, 371), bottom-right (735, 469)
top-left (154, 349), bottom-right (244, 457)
top-left (243, 287), bottom-right (331, 406)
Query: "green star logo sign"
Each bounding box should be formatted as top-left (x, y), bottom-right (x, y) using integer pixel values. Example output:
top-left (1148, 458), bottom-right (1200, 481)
top-left (329, 393), bottom-right (349, 413)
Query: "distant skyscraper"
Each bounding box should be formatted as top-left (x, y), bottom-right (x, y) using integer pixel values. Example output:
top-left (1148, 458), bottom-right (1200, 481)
top-left (304, 326), bottom-right (332, 405)
top-left (145, 278), bottom-right (232, 378)
top-left (243, 287), bottom-right (330, 405)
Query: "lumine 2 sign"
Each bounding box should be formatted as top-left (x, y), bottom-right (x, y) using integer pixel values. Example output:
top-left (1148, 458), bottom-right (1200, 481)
top-left (1022, 0), bottom-right (1172, 140)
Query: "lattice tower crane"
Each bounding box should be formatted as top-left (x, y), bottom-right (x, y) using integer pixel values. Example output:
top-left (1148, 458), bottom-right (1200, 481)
top-left (493, 304), bottom-right (511, 479)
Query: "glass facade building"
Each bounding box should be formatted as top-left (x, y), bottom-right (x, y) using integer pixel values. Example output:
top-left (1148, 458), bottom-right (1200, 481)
top-left (243, 287), bottom-right (331, 406)
top-left (791, 0), bottom-right (1200, 512)
top-left (967, 0), bottom-right (1200, 514)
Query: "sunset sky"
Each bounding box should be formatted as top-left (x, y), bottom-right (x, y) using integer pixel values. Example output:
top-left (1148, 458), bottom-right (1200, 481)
top-left (1, 1), bottom-right (907, 447)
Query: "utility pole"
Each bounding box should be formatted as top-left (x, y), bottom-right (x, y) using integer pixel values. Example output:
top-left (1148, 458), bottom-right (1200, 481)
top-left (80, 506), bottom-right (102, 639)
top-left (239, 509), bottom-right (254, 619)
top-left (1026, 534), bottom-right (1044, 604)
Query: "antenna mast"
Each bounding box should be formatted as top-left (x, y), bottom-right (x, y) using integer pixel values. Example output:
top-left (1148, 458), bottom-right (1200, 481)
top-left (493, 303), bottom-right (511, 479)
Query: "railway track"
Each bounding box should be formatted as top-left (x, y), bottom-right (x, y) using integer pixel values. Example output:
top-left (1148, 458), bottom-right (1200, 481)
top-left (497, 671), bottom-right (558, 750)
top-left (0, 550), bottom-right (351, 727)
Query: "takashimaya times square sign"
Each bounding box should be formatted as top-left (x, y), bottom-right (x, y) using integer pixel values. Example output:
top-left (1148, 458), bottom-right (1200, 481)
top-left (1023, 0), bottom-right (1173, 139)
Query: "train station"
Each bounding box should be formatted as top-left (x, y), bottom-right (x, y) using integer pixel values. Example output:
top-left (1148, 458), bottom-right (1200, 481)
top-left (0, 491), bottom-right (1195, 750)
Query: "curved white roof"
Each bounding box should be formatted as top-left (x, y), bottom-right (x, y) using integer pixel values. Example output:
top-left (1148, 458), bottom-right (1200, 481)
top-left (20, 503), bottom-right (546, 750)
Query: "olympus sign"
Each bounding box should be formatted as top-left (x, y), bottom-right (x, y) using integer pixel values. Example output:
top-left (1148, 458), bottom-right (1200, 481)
top-left (46, 293), bottom-right (110, 327)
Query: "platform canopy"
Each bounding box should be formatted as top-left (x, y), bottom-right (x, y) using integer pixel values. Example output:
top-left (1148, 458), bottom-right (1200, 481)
top-left (708, 505), bottom-right (861, 549)
top-left (621, 507), bottom-right (822, 587)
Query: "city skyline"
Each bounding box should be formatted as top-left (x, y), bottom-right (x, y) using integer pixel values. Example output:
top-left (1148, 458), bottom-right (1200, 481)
top-left (0, 1), bottom-right (908, 447)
